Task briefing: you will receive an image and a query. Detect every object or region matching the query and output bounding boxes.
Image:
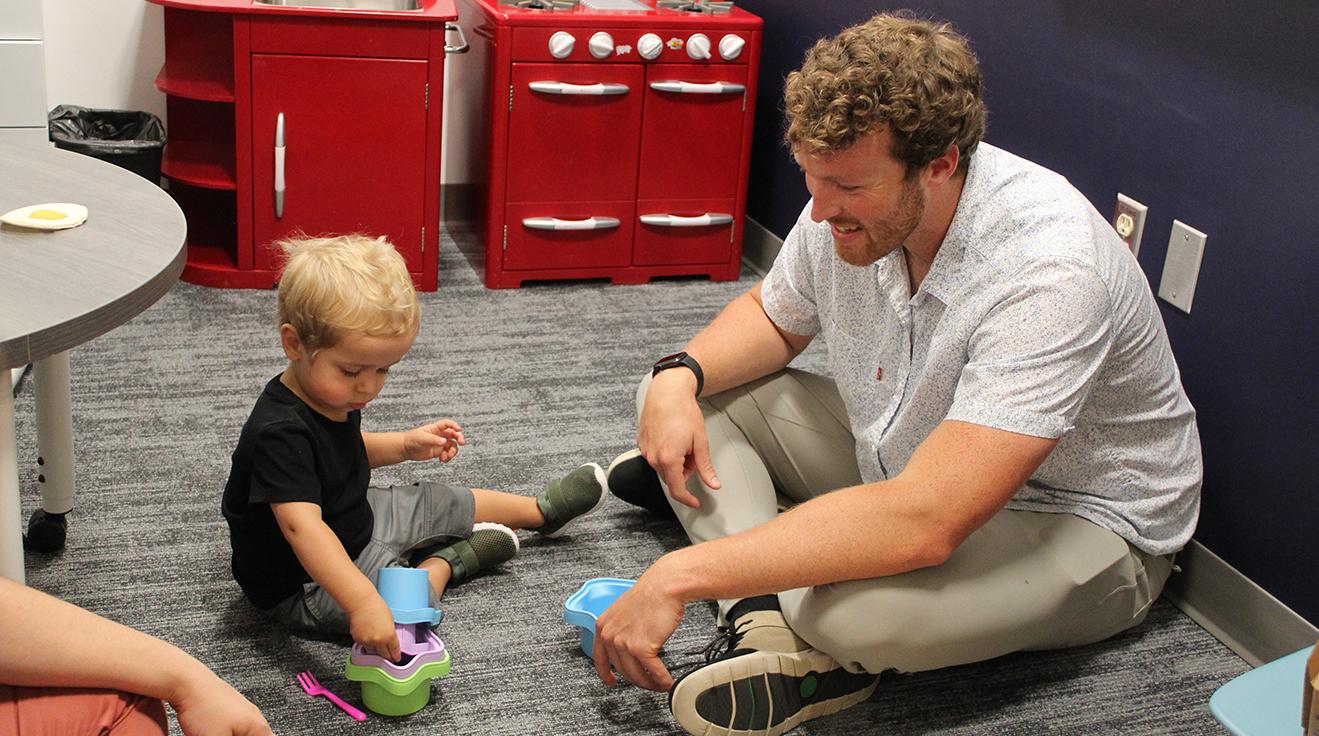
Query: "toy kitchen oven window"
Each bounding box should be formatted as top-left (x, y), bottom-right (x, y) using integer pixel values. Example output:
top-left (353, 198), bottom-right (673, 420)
top-left (451, 0), bottom-right (761, 288)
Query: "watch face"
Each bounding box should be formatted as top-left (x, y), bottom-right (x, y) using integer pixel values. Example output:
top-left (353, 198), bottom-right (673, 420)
top-left (654, 352), bottom-right (687, 370)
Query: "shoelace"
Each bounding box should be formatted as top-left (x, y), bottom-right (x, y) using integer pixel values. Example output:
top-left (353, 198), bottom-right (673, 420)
top-left (669, 619), bottom-right (750, 681)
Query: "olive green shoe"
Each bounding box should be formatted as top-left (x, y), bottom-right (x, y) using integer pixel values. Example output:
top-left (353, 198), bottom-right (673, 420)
top-left (536, 463), bottom-right (608, 537)
top-left (423, 522), bottom-right (520, 585)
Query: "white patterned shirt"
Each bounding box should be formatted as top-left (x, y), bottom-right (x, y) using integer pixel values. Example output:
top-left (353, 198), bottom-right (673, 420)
top-left (761, 143), bottom-right (1201, 555)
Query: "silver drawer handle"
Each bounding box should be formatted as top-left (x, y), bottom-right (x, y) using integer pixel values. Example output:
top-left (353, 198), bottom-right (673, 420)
top-left (529, 81), bottom-right (630, 96)
top-left (523, 216), bottom-right (621, 231)
top-left (649, 81), bottom-right (745, 95)
top-left (639, 213), bottom-right (734, 227)
top-left (444, 22), bottom-right (469, 54)
top-left (274, 112), bottom-right (286, 219)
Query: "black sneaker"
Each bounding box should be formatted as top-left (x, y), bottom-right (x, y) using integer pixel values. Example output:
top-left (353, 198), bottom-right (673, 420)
top-left (668, 600), bottom-right (879, 735)
top-left (605, 449), bottom-right (676, 519)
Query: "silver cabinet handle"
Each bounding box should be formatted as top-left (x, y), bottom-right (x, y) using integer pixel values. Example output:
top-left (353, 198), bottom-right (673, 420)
top-left (649, 81), bottom-right (746, 95)
top-left (639, 213), bottom-right (734, 227)
top-left (274, 112), bottom-right (286, 219)
top-left (522, 216), bottom-right (620, 231)
top-left (529, 81), bottom-right (630, 96)
top-left (444, 22), bottom-right (469, 54)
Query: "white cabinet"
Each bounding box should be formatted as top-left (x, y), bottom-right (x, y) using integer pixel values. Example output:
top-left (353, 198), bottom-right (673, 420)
top-left (1, 0), bottom-right (47, 140)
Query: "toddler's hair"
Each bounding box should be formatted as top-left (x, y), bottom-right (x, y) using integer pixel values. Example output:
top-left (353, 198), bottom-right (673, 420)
top-left (275, 234), bottom-right (419, 354)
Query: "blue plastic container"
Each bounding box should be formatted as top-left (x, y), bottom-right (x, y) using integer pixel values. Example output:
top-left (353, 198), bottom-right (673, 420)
top-left (563, 578), bottom-right (636, 657)
top-left (376, 567), bottom-right (440, 625)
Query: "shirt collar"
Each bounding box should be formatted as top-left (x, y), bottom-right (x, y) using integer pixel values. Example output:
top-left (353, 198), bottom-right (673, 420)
top-left (910, 143), bottom-right (994, 305)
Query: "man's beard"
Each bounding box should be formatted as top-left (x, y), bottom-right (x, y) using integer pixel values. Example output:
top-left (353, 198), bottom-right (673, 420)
top-left (833, 176), bottom-right (925, 267)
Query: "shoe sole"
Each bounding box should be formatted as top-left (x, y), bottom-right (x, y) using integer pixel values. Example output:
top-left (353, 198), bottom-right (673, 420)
top-left (670, 648), bottom-right (878, 736)
top-left (606, 448), bottom-right (644, 480)
top-left (470, 521), bottom-right (520, 554)
top-left (544, 463), bottom-right (609, 538)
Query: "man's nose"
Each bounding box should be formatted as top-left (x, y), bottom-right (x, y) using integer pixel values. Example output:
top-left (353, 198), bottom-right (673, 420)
top-left (810, 191), bottom-right (839, 223)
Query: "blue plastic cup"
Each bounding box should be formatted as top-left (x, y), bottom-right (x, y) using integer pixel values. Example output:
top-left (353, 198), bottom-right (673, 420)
top-left (377, 567), bottom-right (430, 612)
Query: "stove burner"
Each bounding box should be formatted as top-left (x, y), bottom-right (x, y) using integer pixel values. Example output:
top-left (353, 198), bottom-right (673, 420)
top-left (507, 0), bottom-right (579, 9)
top-left (656, 0), bottom-right (732, 13)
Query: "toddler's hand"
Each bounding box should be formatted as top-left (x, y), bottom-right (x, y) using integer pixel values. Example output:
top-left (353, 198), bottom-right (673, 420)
top-left (348, 596), bottom-right (401, 662)
top-left (403, 419), bottom-right (465, 463)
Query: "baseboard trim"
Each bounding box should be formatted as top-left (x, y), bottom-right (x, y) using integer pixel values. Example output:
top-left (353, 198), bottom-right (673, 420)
top-left (1164, 539), bottom-right (1317, 666)
top-left (741, 216), bottom-right (782, 277)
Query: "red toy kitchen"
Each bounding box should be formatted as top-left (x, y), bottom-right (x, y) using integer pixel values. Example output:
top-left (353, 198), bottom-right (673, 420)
top-left (450, 0), bottom-right (762, 288)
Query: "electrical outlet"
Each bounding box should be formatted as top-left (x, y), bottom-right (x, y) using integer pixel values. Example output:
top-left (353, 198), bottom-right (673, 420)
top-left (1112, 193), bottom-right (1148, 256)
top-left (1157, 220), bottom-right (1207, 313)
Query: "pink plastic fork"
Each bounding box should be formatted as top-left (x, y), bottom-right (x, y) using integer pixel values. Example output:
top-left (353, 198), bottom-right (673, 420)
top-left (296, 670), bottom-right (367, 722)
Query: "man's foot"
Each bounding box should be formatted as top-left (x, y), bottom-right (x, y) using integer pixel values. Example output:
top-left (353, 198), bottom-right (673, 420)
top-left (605, 449), bottom-right (676, 519)
top-left (669, 597), bottom-right (879, 736)
top-left (422, 522), bottom-right (520, 585)
top-left (536, 463), bottom-right (608, 537)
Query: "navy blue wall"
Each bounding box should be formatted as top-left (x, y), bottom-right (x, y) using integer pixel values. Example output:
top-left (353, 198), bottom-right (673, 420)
top-left (739, 0), bottom-right (1319, 624)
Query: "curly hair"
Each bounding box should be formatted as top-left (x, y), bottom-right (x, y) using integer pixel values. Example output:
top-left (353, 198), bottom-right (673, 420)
top-left (784, 12), bottom-right (987, 173)
top-left (275, 233), bottom-right (419, 355)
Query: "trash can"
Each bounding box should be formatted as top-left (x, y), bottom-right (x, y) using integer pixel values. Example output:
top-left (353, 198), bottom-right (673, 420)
top-left (47, 104), bottom-right (166, 184)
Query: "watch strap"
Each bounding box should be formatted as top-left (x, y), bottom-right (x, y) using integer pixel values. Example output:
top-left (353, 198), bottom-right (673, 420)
top-left (652, 351), bottom-right (704, 397)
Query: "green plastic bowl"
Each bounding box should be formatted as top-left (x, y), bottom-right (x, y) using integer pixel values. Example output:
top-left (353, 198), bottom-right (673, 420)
top-left (360, 678), bottom-right (431, 717)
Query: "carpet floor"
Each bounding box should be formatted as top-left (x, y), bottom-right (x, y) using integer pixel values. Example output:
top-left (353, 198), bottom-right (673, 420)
top-left (12, 233), bottom-right (1248, 734)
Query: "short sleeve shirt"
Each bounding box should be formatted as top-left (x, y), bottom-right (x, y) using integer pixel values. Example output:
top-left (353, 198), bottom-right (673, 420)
top-left (761, 144), bottom-right (1201, 555)
top-left (222, 376), bottom-right (372, 609)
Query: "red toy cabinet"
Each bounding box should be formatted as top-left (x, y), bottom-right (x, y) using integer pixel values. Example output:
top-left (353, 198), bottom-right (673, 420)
top-left (449, 0), bottom-right (762, 289)
top-left (148, 0), bottom-right (462, 291)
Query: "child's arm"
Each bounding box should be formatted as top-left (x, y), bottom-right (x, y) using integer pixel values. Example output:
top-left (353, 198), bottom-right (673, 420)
top-left (362, 419), bottom-right (466, 468)
top-left (270, 501), bottom-right (401, 661)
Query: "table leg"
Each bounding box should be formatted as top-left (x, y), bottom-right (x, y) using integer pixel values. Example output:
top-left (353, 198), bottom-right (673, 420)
top-left (34, 354), bottom-right (74, 516)
top-left (1, 368), bottom-right (24, 583)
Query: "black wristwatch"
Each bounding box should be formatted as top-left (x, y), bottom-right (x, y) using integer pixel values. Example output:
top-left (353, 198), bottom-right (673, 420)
top-left (652, 351), bottom-right (704, 397)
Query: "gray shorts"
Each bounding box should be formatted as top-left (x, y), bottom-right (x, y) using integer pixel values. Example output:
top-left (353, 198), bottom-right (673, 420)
top-left (265, 481), bottom-right (475, 636)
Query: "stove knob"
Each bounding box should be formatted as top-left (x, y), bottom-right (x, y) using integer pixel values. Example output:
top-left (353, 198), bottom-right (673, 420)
top-left (589, 31), bottom-right (614, 59)
top-left (637, 32), bottom-right (663, 60)
top-left (548, 31), bottom-right (575, 59)
top-left (686, 32), bottom-right (711, 60)
top-left (719, 34), bottom-right (746, 60)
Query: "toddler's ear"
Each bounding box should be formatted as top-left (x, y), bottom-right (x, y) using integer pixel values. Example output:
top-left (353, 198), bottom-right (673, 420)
top-left (279, 323), bottom-right (305, 361)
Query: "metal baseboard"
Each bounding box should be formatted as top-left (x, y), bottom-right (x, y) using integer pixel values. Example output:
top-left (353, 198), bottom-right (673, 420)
top-left (1164, 539), bottom-right (1316, 666)
top-left (740, 216), bottom-right (782, 277)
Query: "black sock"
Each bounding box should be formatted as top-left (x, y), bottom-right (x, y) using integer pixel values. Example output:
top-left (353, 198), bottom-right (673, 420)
top-left (727, 594), bottom-right (781, 624)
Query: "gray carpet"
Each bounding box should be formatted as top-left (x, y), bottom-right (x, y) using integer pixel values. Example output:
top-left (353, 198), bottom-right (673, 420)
top-left (12, 232), bottom-right (1247, 734)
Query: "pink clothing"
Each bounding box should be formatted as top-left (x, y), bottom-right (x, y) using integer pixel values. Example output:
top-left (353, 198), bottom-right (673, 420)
top-left (0, 685), bottom-right (166, 736)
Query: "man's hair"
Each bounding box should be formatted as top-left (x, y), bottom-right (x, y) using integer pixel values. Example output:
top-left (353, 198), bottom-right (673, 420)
top-left (783, 11), bottom-right (987, 173)
top-left (275, 234), bottom-right (419, 354)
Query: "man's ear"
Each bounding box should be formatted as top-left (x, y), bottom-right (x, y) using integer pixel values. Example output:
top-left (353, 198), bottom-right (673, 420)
top-left (924, 145), bottom-right (961, 188)
top-left (279, 323), bottom-right (304, 361)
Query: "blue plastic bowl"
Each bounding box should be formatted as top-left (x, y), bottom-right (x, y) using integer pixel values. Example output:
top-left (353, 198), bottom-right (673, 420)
top-left (563, 578), bottom-right (636, 657)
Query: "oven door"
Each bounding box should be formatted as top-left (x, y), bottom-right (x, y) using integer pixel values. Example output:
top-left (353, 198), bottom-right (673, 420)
top-left (638, 63), bottom-right (749, 201)
top-left (505, 63), bottom-right (644, 204)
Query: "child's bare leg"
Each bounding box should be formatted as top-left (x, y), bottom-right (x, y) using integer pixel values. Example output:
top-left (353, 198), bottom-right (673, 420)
top-left (417, 556), bottom-right (453, 599)
top-left (472, 488), bottom-right (546, 529)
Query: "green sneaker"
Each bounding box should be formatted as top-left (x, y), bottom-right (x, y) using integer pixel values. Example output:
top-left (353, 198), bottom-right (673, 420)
top-left (536, 463), bottom-right (608, 537)
top-left (424, 522), bottom-right (520, 585)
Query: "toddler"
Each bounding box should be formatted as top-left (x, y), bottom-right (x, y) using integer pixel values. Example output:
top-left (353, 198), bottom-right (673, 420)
top-left (221, 234), bottom-right (606, 660)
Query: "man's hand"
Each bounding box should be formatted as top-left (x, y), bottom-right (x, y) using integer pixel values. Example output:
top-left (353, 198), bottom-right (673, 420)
top-left (637, 371), bottom-right (721, 508)
top-left (402, 419), bottom-right (465, 463)
top-left (592, 564), bottom-right (687, 692)
top-left (347, 594), bottom-right (402, 662)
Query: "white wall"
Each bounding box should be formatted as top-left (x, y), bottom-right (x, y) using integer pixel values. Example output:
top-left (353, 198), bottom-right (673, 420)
top-left (37, 1), bottom-right (475, 183)
top-left (41, 0), bottom-right (167, 121)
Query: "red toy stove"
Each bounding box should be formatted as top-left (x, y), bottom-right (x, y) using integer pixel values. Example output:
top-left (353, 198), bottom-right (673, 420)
top-left (451, 0), bottom-right (762, 288)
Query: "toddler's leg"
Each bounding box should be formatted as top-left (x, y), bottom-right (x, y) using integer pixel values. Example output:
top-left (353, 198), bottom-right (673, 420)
top-left (469, 466), bottom-right (608, 538)
top-left (471, 488), bottom-right (544, 528)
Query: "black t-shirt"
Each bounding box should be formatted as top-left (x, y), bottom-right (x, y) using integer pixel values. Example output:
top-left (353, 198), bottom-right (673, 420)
top-left (222, 375), bottom-right (372, 609)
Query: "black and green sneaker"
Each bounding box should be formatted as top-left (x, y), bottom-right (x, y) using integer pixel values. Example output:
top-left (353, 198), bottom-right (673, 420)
top-left (536, 463), bottom-right (608, 537)
top-left (420, 522), bottom-right (520, 585)
top-left (668, 598), bottom-right (879, 736)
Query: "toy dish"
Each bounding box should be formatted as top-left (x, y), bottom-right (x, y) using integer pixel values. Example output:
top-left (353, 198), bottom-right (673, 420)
top-left (0, 203), bottom-right (88, 230)
top-left (563, 577), bottom-right (636, 658)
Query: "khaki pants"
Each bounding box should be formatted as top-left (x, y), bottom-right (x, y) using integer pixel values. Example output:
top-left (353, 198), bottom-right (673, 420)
top-left (636, 369), bottom-right (1173, 674)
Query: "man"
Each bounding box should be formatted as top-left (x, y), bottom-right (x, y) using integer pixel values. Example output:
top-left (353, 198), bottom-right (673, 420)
top-left (592, 11), bottom-right (1203, 736)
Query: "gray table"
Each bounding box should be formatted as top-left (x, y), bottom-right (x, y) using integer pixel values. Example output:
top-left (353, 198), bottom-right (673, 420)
top-left (1, 139), bottom-right (186, 582)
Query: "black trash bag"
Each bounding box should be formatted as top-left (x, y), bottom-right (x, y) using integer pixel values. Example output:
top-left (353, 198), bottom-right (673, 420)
top-left (47, 104), bottom-right (166, 183)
